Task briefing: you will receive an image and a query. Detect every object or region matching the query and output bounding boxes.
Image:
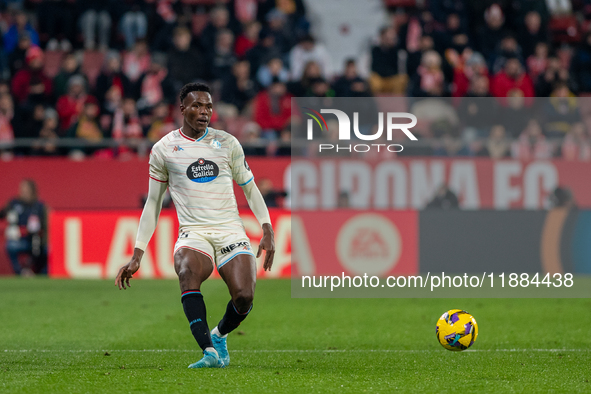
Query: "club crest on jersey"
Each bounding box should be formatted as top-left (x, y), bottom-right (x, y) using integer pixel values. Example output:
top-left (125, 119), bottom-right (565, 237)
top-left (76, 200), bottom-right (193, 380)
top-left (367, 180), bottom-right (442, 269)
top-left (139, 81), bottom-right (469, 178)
top-left (187, 158), bottom-right (219, 183)
top-left (211, 139), bottom-right (222, 149)
top-left (173, 145), bottom-right (184, 152)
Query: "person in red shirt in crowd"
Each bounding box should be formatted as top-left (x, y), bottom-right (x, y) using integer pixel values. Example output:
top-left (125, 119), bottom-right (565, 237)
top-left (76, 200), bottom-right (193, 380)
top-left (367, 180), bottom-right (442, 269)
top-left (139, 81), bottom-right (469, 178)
top-left (511, 118), bottom-right (554, 160)
top-left (10, 46), bottom-right (52, 106)
top-left (235, 21), bottom-right (261, 58)
top-left (490, 57), bottom-right (534, 105)
top-left (253, 78), bottom-right (292, 139)
top-left (451, 50), bottom-right (489, 98)
top-left (56, 75), bottom-right (95, 134)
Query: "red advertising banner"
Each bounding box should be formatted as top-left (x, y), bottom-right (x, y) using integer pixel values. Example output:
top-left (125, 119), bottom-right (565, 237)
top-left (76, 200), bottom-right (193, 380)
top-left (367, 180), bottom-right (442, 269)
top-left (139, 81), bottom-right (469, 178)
top-left (291, 211), bottom-right (418, 277)
top-left (288, 158), bottom-right (590, 210)
top-left (48, 209), bottom-right (292, 279)
top-left (47, 209), bottom-right (419, 279)
top-left (0, 157), bottom-right (289, 210)
top-left (3, 157), bottom-right (591, 212)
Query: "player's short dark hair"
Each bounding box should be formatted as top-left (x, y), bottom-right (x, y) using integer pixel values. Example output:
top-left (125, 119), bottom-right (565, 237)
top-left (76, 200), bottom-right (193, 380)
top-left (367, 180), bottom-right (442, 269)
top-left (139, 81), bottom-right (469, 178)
top-left (179, 82), bottom-right (211, 103)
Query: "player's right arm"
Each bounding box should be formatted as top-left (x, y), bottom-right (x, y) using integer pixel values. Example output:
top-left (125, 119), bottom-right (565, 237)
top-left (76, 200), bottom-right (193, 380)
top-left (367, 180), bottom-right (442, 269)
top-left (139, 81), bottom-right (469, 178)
top-left (116, 143), bottom-right (169, 290)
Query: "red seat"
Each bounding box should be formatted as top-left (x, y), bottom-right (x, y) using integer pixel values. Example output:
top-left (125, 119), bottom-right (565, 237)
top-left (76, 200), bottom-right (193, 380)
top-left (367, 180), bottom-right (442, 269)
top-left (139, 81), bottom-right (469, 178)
top-left (549, 16), bottom-right (581, 43)
top-left (43, 50), bottom-right (65, 79)
top-left (81, 51), bottom-right (105, 89)
top-left (383, 0), bottom-right (416, 7)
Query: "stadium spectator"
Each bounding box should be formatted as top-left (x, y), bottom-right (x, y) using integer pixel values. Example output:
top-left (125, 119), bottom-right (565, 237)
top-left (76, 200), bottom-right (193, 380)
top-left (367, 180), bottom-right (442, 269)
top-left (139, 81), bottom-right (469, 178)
top-left (8, 32), bottom-right (32, 76)
top-left (543, 83), bottom-right (580, 137)
top-left (253, 78), bottom-right (292, 139)
top-left (11, 47), bottom-right (52, 106)
top-left (519, 11), bottom-right (548, 59)
top-left (122, 40), bottom-right (151, 94)
top-left (53, 53), bottom-right (84, 98)
top-left (36, 0), bottom-right (74, 51)
top-left (246, 29), bottom-right (280, 79)
top-left (30, 108), bottom-right (59, 156)
top-left (13, 103), bottom-right (45, 141)
top-left (451, 51), bottom-right (489, 98)
top-left (570, 32), bottom-right (591, 93)
top-left (490, 35), bottom-right (524, 74)
top-left (167, 27), bottom-right (206, 89)
top-left (95, 52), bottom-right (132, 107)
top-left (110, 97), bottom-right (143, 141)
top-left (201, 6), bottom-right (233, 54)
top-left (266, 8), bottom-right (295, 56)
top-left (3, 10), bottom-right (39, 54)
top-left (287, 60), bottom-right (321, 96)
top-left (0, 93), bottom-right (15, 144)
top-left (241, 121), bottom-right (266, 156)
top-left (257, 178), bottom-right (287, 207)
top-left (208, 29), bottom-right (237, 81)
top-left (512, 119), bottom-right (554, 160)
top-left (432, 132), bottom-right (469, 156)
top-left (536, 56), bottom-right (571, 96)
top-left (459, 81), bottom-right (496, 139)
top-left (56, 75), bottom-right (92, 133)
top-left (433, 13), bottom-right (470, 53)
top-left (235, 21), bottom-right (261, 58)
top-left (117, 0), bottom-right (148, 50)
top-left (426, 185), bottom-right (460, 209)
top-left (562, 122), bottom-right (591, 160)
top-left (526, 42), bottom-right (549, 83)
top-left (369, 27), bottom-right (406, 95)
top-left (333, 59), bottom-right (367, 97)
top-left (485, 124), bottom-right (511, 159)
top-left (490, 57), bottom-right (534, 102)
top-left (78, 0), bottom-right (112, 51)
top-left (136, 54), bottom-right (176, 111)
top-left (428, 0), bottom-right (468, 27)
top-left (257, 56), bottom-right (289, 88)
top-left (289, 35), bottom-right (332, 81)
top-left (406, 35), bottom-right (436, 80)
top-left (220, 60), bottom-right (257, 114)
top-left (410, 50), bottom-right (447, 97)
top-left (0, 179), bottom-right (48, 276)
top-left (477, 4), bottom-right (507, 64)
top-left (66, 97), bottom-right (104, 143)
top-left (145, 102), bottom-right (174, 143)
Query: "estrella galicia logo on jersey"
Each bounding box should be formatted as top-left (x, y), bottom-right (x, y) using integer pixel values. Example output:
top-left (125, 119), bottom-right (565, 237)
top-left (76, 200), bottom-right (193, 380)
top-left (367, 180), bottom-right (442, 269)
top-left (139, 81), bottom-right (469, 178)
top-left (220, 241), bottom-right (250, 255)
top-left (244, 158), bottom-right (250, 171)
top-left (187, 158), bottom-right (219, 183)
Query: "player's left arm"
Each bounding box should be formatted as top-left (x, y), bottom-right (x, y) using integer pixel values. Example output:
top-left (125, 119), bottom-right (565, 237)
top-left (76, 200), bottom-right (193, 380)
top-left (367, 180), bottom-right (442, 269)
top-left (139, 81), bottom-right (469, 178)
top-left (242, 181), bottom-right (274, 271)
top-left (230, 139), bottom-right (275, 271)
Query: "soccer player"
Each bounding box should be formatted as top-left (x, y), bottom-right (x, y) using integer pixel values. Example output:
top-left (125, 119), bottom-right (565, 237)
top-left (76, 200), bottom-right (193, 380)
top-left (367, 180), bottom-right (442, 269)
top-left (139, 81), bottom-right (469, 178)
top-left (114, 82), bottom-right (275, 369)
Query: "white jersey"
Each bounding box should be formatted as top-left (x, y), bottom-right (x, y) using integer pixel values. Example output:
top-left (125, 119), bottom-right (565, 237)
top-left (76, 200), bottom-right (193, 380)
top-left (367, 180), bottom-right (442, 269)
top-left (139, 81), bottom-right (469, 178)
top-left (149, 127), bottom-right (254, 233)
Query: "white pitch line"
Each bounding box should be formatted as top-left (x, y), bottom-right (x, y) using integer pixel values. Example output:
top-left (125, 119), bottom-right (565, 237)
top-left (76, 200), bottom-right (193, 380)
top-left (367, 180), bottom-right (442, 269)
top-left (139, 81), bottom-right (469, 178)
top-left (2, 349), bottom-right (589, 353)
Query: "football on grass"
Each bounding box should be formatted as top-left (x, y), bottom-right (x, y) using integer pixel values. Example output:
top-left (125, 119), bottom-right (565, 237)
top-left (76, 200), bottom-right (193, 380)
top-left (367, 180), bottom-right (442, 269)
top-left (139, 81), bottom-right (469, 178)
top-left (436, 309), bottom-right (478, 351)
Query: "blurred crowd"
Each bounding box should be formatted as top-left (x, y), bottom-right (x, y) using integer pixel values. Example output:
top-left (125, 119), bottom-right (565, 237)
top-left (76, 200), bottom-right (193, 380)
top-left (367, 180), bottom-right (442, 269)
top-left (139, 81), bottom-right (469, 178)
top-left (1, 0), bottom-right (591, 159)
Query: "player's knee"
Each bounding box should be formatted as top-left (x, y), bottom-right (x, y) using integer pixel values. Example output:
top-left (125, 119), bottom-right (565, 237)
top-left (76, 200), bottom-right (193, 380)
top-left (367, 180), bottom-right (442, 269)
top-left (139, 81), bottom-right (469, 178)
top-left (232, 290), bottom-right (253, 313)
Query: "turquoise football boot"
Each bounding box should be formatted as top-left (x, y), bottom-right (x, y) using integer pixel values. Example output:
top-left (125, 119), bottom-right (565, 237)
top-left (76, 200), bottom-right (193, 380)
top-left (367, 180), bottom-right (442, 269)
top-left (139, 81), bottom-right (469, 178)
top-left (187, 349), bottom-right (224, 369)
top-left (211, 329), bottom-right (230, 366)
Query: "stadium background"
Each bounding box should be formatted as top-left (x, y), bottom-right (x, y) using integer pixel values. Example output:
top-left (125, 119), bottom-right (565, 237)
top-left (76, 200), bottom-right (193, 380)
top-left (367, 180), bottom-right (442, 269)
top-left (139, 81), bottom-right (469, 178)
top-left (2, 0), bottom-right (591, 278)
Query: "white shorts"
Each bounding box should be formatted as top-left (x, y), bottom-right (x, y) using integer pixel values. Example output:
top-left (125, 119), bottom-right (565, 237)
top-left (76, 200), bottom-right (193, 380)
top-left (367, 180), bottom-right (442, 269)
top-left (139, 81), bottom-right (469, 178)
top-left (174, 230), bottom-right (256, 269)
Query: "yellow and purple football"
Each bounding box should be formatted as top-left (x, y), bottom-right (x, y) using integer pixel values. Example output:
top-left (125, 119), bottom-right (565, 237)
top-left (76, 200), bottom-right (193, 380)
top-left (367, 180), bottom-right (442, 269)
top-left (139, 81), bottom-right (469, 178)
top-left (436, 309), bottom-right (478, 351)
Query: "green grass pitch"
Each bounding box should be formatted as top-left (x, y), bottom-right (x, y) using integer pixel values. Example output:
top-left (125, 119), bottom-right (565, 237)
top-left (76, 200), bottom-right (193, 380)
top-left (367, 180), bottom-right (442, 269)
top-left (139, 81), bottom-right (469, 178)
top-left (1, 278), bottom-right (590, 393)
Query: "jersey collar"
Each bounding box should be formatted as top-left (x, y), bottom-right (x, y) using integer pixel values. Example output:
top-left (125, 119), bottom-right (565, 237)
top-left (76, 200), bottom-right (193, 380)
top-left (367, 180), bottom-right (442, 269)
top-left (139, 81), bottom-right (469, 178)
top-left (180, 127), bottom-right (208, 142)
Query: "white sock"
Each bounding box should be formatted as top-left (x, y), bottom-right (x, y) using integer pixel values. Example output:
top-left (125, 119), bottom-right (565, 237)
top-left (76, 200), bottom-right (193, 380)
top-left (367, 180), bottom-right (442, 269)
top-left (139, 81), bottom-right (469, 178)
top-left (204, 347), bottom-right (218, 357)
top-left (211, 326), bottom-right (228, 338)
